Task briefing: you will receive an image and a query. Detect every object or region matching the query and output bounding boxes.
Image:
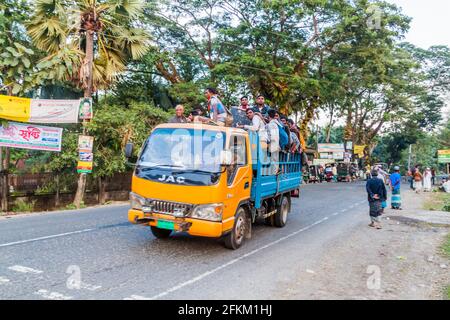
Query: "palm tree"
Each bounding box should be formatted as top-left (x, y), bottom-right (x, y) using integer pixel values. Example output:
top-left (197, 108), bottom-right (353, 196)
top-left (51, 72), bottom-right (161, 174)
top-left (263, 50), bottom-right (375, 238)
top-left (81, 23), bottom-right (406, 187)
top-left (28, 0), bottom-right (150, 208)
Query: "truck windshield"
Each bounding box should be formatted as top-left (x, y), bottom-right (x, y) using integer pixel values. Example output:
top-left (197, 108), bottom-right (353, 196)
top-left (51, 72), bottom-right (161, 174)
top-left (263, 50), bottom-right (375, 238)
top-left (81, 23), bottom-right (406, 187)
top-left (138, 128), bottom-right (226, 173)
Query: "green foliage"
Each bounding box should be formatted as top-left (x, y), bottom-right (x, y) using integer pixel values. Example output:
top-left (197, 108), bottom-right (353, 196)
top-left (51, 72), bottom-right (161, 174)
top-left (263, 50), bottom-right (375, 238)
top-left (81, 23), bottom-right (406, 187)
top-left (28, 0), bottom-right (151, 91)
top-left (65, 202), bottom-right (85, 210)
top-left (12, 199), bottom-right (36, 213)
top-left (0, 1), bottom-right (39, 95)
top-left (43, 101), bottom-right (171, 178)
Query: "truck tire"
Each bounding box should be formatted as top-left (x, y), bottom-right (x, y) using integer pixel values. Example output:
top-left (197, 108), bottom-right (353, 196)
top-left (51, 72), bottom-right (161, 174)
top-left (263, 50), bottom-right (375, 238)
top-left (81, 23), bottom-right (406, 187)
top-left (150, 226), bottom-right (172, 239)
top-left (224, 207), bottom-right (247, 250)
top-left (274, 195), bottom-right (290, 228)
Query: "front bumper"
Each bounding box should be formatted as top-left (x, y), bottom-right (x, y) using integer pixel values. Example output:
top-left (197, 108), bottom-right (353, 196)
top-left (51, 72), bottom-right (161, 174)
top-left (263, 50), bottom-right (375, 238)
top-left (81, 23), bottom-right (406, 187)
top-left (128, 209), bottom-right (224, 238)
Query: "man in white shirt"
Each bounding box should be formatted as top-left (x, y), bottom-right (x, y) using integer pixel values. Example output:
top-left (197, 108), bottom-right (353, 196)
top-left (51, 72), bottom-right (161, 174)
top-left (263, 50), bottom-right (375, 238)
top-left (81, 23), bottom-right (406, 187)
top-left (267, 109), bottom-right (280, 175)
top-left (238, 108), bottom-right (269, 166)
top-left (240, 108), bottom-right (268, 141)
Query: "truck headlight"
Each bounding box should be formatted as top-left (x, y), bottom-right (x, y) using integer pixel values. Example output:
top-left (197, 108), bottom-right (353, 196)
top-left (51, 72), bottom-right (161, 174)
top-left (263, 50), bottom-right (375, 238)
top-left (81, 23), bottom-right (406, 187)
top-left (190, 203), bottom-right (223, 222)
top-left (130, 192), bottom-right (145, 210)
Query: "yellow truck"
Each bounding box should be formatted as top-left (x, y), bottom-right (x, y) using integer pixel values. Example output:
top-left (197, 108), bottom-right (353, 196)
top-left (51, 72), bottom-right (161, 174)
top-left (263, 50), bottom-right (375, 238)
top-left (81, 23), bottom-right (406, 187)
top-left (127, 123), bottom-right (302, 249)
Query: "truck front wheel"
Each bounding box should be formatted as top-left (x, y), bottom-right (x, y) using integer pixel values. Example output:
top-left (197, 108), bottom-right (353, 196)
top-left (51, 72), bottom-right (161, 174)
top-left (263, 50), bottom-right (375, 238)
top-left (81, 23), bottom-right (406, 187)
top-left (274, 195), bottom-right (290, 228)
top-left (224, 207), bottom-right (247, 250)
top-left (150, 226), bottom-right (172, 239)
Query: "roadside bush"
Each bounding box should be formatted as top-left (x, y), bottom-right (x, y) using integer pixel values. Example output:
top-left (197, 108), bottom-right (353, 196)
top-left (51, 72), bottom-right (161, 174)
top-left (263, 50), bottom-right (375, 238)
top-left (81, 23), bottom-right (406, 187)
top-left (12, 199), bottom-right (36, 213)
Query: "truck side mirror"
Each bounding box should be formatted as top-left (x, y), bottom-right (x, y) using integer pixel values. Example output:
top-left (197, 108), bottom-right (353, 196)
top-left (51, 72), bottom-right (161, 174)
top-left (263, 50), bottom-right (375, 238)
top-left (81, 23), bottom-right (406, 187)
top-left (220, 150), bottom-right (233, 166)
top-left (125, 143), bottom-right (134, 159)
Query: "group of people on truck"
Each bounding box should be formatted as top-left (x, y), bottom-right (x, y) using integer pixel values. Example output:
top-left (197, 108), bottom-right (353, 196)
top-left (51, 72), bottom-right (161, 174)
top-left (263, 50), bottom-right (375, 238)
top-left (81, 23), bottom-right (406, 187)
top-left (168, 87), bottom-right (303, 156)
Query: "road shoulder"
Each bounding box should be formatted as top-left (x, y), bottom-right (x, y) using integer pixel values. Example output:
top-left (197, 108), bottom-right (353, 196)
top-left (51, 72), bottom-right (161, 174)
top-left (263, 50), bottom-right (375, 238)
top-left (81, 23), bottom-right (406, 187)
top-left (278, 189), bottom-right (450, 300)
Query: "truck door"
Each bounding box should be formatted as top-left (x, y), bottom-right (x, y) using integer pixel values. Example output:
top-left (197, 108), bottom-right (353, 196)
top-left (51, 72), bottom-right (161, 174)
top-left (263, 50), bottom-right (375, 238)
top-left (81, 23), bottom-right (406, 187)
top-left (225, 134), bottom-right (251, 215)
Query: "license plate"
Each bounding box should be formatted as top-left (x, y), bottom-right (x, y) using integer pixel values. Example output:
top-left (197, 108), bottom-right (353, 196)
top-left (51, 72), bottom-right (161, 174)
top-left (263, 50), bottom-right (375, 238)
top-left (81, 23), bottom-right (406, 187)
top-left (157, 220), bottom-right (175, 230)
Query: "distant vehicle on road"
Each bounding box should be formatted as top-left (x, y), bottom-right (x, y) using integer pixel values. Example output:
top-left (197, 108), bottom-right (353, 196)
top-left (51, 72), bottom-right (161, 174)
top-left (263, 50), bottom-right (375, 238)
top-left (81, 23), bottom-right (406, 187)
top-left (336, 162), bottom-right (350, 182)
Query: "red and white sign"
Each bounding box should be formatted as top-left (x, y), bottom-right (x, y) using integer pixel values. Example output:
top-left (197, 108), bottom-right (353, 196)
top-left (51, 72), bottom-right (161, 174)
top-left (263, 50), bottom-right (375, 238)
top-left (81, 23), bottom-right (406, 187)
top-left (29, 99), bottom-right (80, 123)
top-left (0, 122), bottom-right (63, 152)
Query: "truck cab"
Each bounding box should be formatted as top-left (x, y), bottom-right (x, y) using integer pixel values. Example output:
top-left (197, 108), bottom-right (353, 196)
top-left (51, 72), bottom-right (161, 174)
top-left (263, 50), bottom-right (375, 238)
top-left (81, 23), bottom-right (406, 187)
top-left (128, 123), bottom-right (302, 249)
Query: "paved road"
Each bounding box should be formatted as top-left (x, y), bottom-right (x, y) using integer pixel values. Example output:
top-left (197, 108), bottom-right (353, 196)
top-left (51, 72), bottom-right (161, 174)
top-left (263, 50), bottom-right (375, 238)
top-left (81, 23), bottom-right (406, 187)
top-left (0, 182), bottom-right (369, 300)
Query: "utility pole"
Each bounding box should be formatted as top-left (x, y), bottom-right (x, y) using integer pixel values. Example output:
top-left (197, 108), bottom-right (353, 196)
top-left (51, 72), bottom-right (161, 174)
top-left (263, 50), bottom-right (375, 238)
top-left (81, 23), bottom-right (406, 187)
top-left (408, 144), bottom-right (412, 171)
top-left (316, 125), bottom-right (320, 151)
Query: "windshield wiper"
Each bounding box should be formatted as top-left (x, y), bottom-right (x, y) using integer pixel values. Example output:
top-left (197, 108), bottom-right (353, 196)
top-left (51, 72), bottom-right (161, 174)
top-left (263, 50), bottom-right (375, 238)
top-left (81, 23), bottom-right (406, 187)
top-left (137, 164), bottom-right (184, 171)
top-left (174, 169), bottom-right (223, 174)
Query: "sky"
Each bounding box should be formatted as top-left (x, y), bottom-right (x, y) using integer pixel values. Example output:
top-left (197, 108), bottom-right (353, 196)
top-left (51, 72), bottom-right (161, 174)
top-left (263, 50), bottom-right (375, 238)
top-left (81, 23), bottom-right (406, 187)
top-left (315, 0), bottom-right (450, 126)
top-left (387, 0), bottom-right (450, 49)
top-left (388, 0), bottom-right (450, 118)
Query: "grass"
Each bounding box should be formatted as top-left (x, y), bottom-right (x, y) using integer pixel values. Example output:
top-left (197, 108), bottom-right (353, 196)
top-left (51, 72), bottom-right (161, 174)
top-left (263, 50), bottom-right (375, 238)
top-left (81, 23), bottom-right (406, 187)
top-left (441, 234), bottom-right (450, 300)
top-left (11, 199), bottom-right (36, 213)
top-left (423, 192), bottom-right (450, 212)
top-left (64, 201), bottom-right (86, 210)
top-left (442, 233), bottom-right (450, 259)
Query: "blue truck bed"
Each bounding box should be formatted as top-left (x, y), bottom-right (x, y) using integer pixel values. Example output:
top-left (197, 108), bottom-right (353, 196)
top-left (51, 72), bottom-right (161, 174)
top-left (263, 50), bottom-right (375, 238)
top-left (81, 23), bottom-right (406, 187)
top-left (248, 132), bottom-right (302, 209)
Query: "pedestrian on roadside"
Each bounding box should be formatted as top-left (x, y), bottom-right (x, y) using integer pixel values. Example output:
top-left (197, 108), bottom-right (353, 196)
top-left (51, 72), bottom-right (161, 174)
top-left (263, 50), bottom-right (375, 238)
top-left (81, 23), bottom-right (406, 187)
top-left (168, 104), bottom-right (188, 123)
top-left (331, 164), bottom-right (337, 182)
top-left (413, 167), bottom-right (423, 193)
top-left (409, 165), bottom-right (418, 190)
top-left (423, 168), bottom-right (432, 192)
top-left (390, 166), bottom-right (402, 210)
top-left (366, 169), bottom-right (387, 229)
top-left (431, 168), bottom-right (436, 186)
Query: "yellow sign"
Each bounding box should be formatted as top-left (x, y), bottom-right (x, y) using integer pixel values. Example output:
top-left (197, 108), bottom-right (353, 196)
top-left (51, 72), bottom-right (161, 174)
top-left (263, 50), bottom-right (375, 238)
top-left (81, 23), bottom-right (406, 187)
top-left (77, 161), bottom-right (93, 173)
top-left (0, 94), bottom-right (81, 123)
top-left (0, 95), bottom-right (31, 122)
top-left (354, 145), bottom-right (366, 157)
top-left (438, 150), bottom-right (450, 164)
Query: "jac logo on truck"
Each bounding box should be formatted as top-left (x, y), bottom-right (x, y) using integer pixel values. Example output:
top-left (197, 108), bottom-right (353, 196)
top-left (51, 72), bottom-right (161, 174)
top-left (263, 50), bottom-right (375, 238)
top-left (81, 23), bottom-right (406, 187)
top-left (158, 175), bottom-right (186, 184)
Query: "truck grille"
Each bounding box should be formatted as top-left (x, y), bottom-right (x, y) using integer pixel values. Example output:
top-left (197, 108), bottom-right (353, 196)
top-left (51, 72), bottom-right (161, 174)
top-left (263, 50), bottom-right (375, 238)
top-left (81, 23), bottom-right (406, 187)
top-left (146, 200), bottom-right (193, 217)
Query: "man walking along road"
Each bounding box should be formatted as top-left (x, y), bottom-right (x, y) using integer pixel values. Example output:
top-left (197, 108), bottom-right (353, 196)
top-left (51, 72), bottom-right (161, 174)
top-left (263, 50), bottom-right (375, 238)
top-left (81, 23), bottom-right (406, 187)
top-left (390, 166), bottom-right (402, 210)
top-left (366, 170), bottom-right (387, 229)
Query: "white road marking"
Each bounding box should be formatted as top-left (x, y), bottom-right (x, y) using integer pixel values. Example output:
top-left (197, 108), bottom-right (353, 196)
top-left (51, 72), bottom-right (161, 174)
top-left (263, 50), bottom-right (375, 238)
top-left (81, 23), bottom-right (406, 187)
top-left (124, 295), bottom-right (152, 300)
top-left (148, 216), bottom-right (331, 300)
top-left (8, 265), bottom-right (43, 274)
top-left (332, 212), bottom-right (339, 216)
top-left (0, 228), bottom-right (94, 248)
top-left (0, 276), bottom-right (10, 284)
top-left (35, 289), bottom-right (72, 300)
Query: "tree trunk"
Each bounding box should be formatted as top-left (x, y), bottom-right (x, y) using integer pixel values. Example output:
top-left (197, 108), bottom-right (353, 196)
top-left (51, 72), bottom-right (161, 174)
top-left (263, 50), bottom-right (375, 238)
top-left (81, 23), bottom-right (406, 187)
top-left (1, 88), bottom-right (14, 212)
top-left (73, 30), bottom-right (94, 209)
top-left (98, 177), bottom-right (106, 205)
top-left (325, 105), bottom-right (335, 143)
top-left (0, 147), bottom-right (7, 212)
top-left (55, 173), bottom-right (60, 208)
top-left (299, 98), bottom-right (319, 145)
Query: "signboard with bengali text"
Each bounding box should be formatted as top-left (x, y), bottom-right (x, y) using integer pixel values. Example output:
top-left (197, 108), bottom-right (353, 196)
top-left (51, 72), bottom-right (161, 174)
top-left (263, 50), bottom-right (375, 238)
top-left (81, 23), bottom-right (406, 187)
top-left (0, 122), bottom-right (62, 152)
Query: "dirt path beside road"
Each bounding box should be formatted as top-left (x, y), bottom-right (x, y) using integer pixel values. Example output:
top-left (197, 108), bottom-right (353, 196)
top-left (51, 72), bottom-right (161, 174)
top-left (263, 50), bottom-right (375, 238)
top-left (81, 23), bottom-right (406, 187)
top-left (279, 188), bottom-right (450, 300)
